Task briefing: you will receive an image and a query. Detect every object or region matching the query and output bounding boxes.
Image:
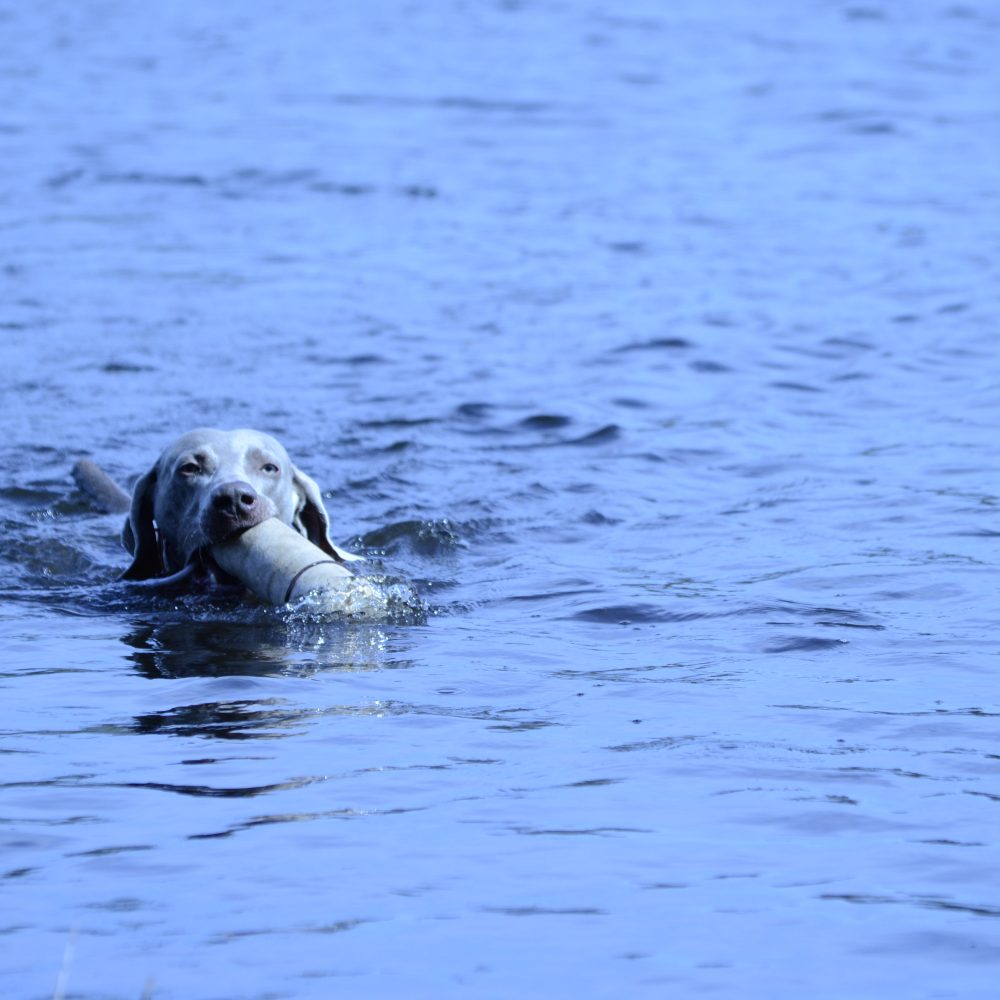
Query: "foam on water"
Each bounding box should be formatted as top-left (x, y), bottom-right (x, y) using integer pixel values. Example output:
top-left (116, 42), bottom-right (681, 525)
top-left (285, 575), bottom-right (427, 626)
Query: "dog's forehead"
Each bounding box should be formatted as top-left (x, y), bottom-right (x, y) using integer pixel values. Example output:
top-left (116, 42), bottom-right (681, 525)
top-left (159, 428), bottom-right (290, 466)
top-left (228, 428), bottom-right (289, 461)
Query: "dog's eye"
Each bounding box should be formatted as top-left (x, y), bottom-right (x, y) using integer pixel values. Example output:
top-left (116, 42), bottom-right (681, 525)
top-left (261, 462), bottom-right (280, 475)
top-left (178, 462), bottom-right (201, 477)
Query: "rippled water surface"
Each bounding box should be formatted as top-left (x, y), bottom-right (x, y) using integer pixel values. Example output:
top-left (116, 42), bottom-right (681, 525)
top-left (3, 1), bottom-right (1000, 997)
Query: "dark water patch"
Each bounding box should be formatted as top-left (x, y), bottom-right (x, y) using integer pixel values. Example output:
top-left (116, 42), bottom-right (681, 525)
top-left (42, 167), bottom-right (111, 189)
top-left (566, 424), bottom-right (620, 446)
top-left (360, 518), bottom-right (464, 556)
top-left (515, 826), bottom-right (646, 837)
top-left (916, 839), bottom-right (986, 847)
top-left (131, 700), bottom-right (315, 740)
top-left (519, 414), bottom-right (572, 430)
top-left (569, 604), bottom-right (709, 624)
top-left (484, 906), bottom-right (606, 915)
top-left (205, 919), bottom-right (370, 939)
top-left (842, 6), bottom-right (886, 20)
top-left (690, 360), bottom-right (731, 373)
top-left (507, 587), bottom-right (604, 604)
top-left (701, 312), bottom-right (745, 328)
top-left (770, 380), bottom-right (824, 393)
top-left (763, 636), bottom-right (849, 653)
top-left (399, 184), bottom-right (438, 199)
top-left (605, 240), bottom-right (649, 255)
top-left (0, 532), bottom-right (104, 583)
top-left (836, 766), bottom-right (936, 780)
top-left (607, 735), bottom-right (698, 753)
top-left (100, 361), bottom-right (157, 373)
top-left (722, 461), bottom-right (797, 482)
top-left (814, 109), bottom-right (898, 135)
top-left (301, 180), bottom-right (376, 197)
top-left (455, 402), bottom-right (494, 420)
top-left (488, 719), bottom-right (561, 732)
top-left (759, 601), bottom-right (880, 625)
top-left (815, 620), bottom-right (885, 630)
top-left (487, 423), bottom-right (621, 451)
top-left (380, 439), bottom-right (415, 453)
top-left (435, 95), bottom-right (553, 114)
top-left (115, 777), bottom-right (322, 798)
top-left (580, 509), bottom-right (621, 525)
top-left (325, 481), bottom-right (412, 513)
top-left (614, 337), bottom-right (692, 353)
top-left (660, 447), bottom-right (726, 465)
top-left (552, 664), bottom-right (734, 685)
top-left (48, 168), bottom-right (437, 201)
top-left (191, 810), bottom-right (400, 841)
top-left (326, 92), bottom-right (555, 114)
top-left (850, 121), bottom-right (899, 135)
top-left (873, 582), bottom-right (966, 602)
top-left (3, 870), bottom-right (38, 881)
top-left (778, 341), bottom-right (851, 362)
top-left (96, 170), bottom-right (210, 188)
top-left (779, 707), bottom-right (1000, 721)
top-left (0, 486), bottom-right (64, 508)
top-left (67, 845), bottom-right (153, 858)
top-left (821, 893), bottom-right (1000, 918)
top-left (356, 417), bottom-right (437, 430)
top-left (304, 352), bottom-right (387, 366)
top-left (824, 335), bottom-right (876, 351)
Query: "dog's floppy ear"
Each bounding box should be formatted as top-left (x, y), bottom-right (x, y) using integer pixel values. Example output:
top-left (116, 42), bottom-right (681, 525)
top-left (120, 468), bottom-right (164, 580)
top-left (291, 466), bottom-right (362, 564)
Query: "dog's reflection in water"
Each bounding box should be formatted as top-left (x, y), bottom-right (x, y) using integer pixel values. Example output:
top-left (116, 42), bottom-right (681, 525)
top-left (123, 619), bottom-right (410, 679)
top-left (122, 620), bottom-right (412, 740)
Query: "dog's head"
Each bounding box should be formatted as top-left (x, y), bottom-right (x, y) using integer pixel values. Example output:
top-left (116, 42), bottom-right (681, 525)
top-left (121, 428), bottom-right (348, 580)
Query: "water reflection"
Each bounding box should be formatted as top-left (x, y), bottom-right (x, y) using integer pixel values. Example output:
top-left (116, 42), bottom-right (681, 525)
top-left (130, 698), bottom-right (313, 740)
top-left (122, 618), bottom-right (415, 679)
top-left (127, 693), bottom-right (396, 741)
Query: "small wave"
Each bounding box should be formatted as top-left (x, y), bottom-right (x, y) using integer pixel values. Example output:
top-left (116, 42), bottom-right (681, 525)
top-left (613, 337), bottom-right (693, 353)
top-left (360, 519), bottom-right (464, 556)
top-left (770, 380), bottom-right (824, 393)
top-left (455, 402), bottom-right (494, 420)
top-left (763, 636), bottom-right (848, 653)
top-left (569, 603), bottom-right (702, 624)
top-left (565, 424), bottom-right (620, 446)
top-left (755, 600), bottom-right (879, 625)
top-left (48, 168), bottom-right (437, 201)
top-left (520, 414), bottom-right (572, 430)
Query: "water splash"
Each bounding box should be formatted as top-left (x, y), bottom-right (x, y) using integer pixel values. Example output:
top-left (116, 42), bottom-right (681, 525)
top-left (283, 574), bottom-right (426, 625)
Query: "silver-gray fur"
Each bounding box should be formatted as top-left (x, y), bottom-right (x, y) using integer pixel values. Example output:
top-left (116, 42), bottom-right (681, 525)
top-left (120, 428), bottom-right (352, 581)
top-left (72, 458), bottom-right (132, 514)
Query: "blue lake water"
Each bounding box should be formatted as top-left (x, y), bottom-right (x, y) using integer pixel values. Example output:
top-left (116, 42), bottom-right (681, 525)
top-left (2, 1), bottom-right (1000, 997)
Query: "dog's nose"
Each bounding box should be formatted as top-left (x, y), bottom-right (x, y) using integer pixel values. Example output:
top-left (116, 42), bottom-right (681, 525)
top-left (211, 481), bottom-right (259, 516)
